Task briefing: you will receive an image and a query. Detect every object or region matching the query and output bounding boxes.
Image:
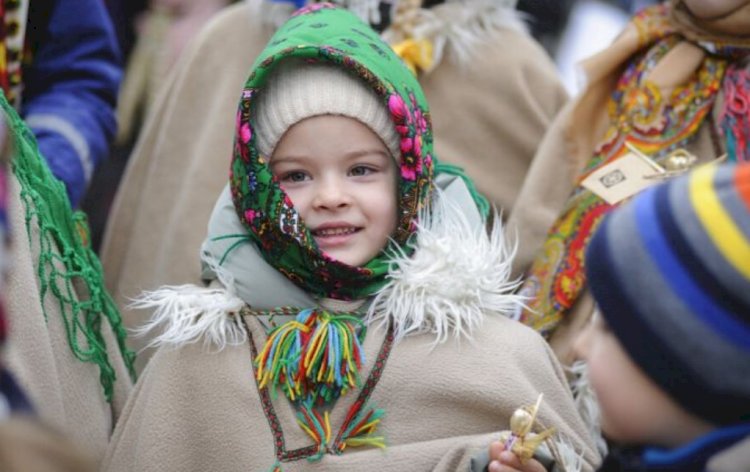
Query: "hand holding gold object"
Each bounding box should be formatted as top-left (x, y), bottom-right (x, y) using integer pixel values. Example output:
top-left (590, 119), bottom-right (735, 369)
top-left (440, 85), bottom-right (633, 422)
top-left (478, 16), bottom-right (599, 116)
top-left (497, 394), bottom-right (556, 463)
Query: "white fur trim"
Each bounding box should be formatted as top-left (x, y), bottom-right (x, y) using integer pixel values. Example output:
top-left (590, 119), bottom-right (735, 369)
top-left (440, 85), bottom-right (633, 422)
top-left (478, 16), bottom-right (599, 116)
top-left (146, 182), bottom-right (520, 348)
top-left (260, 0), bottom-right (525, 70)
top-left (365, 190), bottom-right (524, 343)
top-left (382, 0), bottom-right (526, 72)
top-left (545, 435), bottom-right (586, 472)
top-left (568, 360), bottom-right (609, 457)
top-left (130, 285), bottom-right (247, 351)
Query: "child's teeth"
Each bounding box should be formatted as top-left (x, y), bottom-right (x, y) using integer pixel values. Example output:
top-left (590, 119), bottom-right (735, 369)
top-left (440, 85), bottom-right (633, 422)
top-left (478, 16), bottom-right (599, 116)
top-left (317, 228), bottom-right (355, 236)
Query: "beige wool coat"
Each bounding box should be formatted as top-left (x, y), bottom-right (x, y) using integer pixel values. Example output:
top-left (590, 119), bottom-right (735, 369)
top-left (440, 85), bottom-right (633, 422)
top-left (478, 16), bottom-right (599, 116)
top-left (100, 0), bottom-right (567, 371)
top-left (3, 175), bottom-right (133, 464)
top-left (103, 309), bottom-right (599, 471)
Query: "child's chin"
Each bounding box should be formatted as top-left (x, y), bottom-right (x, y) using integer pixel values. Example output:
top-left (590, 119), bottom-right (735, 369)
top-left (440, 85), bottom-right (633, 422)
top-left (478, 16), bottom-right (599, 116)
top-left (332, 253), bottom-right (371, 267)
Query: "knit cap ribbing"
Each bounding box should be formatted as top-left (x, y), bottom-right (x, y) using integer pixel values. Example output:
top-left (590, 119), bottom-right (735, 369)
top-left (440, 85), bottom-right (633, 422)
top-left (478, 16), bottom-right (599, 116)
top-left (252, 60), bottom-right (400, 160)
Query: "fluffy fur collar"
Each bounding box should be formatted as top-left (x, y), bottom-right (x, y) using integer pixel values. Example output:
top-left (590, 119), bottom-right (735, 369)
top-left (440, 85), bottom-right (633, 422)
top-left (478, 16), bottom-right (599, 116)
top-left (381, 0), bottom-right (526, 72)
top-left (365, 190), bottom-right (523, 343)
top-left (134, 177), bottom-right (524, 350)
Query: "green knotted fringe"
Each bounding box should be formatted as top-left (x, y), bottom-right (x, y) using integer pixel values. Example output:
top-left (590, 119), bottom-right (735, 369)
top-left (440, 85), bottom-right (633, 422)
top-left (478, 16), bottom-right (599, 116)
top-left (1, 93), bottom-right (136, 401)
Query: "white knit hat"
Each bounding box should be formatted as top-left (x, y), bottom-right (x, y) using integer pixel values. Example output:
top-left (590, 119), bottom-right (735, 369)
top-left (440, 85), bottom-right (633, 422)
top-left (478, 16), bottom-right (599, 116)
top-left (252, 60), bottom-right (400, 159)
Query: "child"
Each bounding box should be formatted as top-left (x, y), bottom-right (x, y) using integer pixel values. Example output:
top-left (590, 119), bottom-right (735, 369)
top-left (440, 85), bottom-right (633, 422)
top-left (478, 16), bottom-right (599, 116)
top-left (489, 162), bottom-right (750, 471)
top-left (101, 0), bottom-right (567, 372)
top-left (103, 5), bottom-right (598, 471)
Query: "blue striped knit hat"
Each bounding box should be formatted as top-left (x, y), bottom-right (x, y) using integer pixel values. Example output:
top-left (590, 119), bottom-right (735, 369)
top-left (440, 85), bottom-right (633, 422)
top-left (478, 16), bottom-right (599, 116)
top-left (586, 162), bottom-right (750, 426)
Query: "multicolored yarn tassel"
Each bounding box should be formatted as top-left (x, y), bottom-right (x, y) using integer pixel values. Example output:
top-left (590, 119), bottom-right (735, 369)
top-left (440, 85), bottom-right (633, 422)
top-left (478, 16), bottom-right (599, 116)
top-left (255, 308), bottom-right (366, 404)
top-left (296, 400), bottom-right (333, 460)
top-left (336, 400), bottom-right (385, 452)
top-left (295, 399), bottom-right (386, 459)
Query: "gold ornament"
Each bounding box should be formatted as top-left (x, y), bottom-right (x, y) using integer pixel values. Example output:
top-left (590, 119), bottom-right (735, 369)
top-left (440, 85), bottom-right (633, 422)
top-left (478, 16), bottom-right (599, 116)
top-left (497, 394), bottom-right (556, 463)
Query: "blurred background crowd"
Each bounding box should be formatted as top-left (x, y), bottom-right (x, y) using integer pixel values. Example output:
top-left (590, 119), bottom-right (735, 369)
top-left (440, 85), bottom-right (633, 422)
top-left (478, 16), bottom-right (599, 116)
top-left (84, 0), bottom-right (658, 252)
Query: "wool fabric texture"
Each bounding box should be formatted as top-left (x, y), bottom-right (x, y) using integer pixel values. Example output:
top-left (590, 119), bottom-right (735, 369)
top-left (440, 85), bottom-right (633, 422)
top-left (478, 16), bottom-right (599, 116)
top-left (253, 60), bottom-right (400, 159)
top-left (586, 162), bottom-right (750, 426)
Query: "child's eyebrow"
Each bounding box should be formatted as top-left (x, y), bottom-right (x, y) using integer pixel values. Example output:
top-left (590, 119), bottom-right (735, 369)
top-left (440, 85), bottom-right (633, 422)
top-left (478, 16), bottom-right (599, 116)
top-left (344, 149), bottom-right (391, 160)
top-left (269, 155), bottom-right (306, 167)
top-left (271, 149), bottom-right (391, 166)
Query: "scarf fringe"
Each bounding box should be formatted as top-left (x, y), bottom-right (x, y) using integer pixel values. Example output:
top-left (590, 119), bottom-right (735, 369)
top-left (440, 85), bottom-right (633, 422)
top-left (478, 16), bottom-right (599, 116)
top-left (366, 190), bottom-right (524, 344)
top-left (130, 285), bottom-right (247, 351)
top-left (545, 435), bottom-right (586, 472)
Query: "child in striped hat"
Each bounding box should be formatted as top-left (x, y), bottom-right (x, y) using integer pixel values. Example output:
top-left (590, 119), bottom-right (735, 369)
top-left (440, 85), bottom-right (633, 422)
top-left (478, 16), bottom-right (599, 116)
top-left (489, 162), bottom-right (750, 471)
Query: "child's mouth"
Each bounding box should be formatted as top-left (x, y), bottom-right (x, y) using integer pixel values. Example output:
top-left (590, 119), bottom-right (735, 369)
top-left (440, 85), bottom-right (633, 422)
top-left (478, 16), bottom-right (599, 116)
top-left (313, 227), bottom-right (360, 237)
top-left (312, 226), bottom-right (361, 247)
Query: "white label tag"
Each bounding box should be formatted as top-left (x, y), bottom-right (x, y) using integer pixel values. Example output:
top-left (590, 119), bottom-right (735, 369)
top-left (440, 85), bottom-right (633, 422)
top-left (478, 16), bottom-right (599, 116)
top-left (581, 152), bottom-right (660, 205)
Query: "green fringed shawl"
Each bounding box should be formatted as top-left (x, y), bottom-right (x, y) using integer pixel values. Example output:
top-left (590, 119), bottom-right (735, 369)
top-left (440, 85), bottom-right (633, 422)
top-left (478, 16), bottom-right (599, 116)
top-left (1, 92), bottom-right (135, 401)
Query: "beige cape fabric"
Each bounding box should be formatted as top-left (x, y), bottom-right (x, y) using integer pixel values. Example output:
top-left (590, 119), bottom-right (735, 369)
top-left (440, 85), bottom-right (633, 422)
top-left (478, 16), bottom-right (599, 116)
top-left (100, 0), bottom-right (567, 371)
top-left (0, 417), bottom-right (97, 472)
top-left (103, 311), bottom-right (599, 471)
top-left (3, 174), bottom-right (132, 464)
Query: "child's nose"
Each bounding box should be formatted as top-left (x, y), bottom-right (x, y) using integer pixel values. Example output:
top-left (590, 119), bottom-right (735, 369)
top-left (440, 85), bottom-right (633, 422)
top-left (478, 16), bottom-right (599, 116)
top-left (313, 179), bottom-right (351, 209)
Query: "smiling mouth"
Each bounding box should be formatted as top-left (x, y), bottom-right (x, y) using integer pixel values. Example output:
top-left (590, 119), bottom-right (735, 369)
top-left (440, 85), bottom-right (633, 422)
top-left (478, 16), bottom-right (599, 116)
top-left (312, 227), bottom-right (361, 237)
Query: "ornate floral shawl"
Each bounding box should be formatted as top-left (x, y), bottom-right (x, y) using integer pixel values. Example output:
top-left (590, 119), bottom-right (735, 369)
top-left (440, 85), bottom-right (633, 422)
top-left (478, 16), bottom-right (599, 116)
top-left (519, 2), bottom-right (750, 335)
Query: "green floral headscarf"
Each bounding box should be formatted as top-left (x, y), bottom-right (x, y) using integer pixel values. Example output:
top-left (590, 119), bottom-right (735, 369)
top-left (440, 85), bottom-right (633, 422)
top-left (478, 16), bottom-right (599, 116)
top-left (230, 4), bottom-right (434, 300)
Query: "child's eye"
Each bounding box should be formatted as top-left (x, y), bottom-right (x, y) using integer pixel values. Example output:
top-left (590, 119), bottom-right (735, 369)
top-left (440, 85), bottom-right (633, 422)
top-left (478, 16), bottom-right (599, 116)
top-left (349, 165), bottom-right (375, 177)
top-left (280, 171), bottom-right (309, 183)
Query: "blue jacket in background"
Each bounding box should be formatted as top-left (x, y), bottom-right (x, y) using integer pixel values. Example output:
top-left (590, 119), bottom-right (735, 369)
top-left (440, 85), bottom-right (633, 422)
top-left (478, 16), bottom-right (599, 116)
top-left (22, 0), bottom-right (121, 207)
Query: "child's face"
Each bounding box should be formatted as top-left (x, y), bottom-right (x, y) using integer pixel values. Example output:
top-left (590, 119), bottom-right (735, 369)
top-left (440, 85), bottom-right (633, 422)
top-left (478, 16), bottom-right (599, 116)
top-left (270, 115), bottom-right (398, 267)
top-left (574, 313), bottom-right (713, 448)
